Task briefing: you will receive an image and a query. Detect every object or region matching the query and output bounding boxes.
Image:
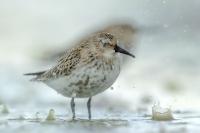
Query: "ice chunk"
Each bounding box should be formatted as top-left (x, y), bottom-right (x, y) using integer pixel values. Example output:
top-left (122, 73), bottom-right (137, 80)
top-left (152, 103), bottom-right (174, 121)
top-left (46, 109), bottom-right (56, 121)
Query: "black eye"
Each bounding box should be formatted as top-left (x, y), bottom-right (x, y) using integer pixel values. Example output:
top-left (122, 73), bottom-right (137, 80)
top-left (99, 39), bottom-right (109, 47)
top-left (103, 43), bottom-right (109, 47)
top-left (103, 43), bottom-right (108, 47)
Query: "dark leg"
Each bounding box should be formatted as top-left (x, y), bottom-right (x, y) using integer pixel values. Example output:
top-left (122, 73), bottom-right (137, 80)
top-left (87, 97), bottom-right (92, 120)
top-left (70, 97), bottom-right (75, 120)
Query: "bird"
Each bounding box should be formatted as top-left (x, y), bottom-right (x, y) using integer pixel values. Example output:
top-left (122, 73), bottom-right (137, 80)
top-left (24, 32), bottom-right (135, 120)
top-left (41, 23), bottom-right (137, 62)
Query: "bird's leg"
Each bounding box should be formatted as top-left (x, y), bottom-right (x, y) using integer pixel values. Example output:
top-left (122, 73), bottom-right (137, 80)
top-left (87, 97), bottom-right (92, 120)
top-left (70, 97), bottom-right (75, 120)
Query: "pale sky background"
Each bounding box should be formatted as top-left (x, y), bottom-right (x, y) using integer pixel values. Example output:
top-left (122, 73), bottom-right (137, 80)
top-left (0, 0), bottom-right (199, 112)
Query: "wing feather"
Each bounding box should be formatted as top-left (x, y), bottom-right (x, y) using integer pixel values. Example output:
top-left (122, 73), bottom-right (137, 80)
top-left (34, 48), bottom-right (81, 81)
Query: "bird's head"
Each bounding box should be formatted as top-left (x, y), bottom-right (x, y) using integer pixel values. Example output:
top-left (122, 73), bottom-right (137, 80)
top-left (97, 32), bottom-right (135, 58)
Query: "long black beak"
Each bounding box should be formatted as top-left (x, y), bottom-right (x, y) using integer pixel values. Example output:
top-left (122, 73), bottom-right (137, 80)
top-left (114, 45), bottom-right (135, 58)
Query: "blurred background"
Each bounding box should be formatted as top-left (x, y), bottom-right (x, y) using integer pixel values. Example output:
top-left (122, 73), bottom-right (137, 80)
top-left (0, 0), bottom-right (200, 132)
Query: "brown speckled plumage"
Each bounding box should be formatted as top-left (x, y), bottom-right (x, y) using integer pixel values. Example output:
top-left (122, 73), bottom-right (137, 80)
top-left (32, 32), bottom-right (116, 81)
top-left (25, 31), bottom-right (135, 120)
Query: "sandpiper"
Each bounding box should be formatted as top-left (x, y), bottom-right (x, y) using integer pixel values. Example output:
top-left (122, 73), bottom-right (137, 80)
top-left (42, 24), bottom-right (136, 62)
top-left (25, 32), bottom-right (135, 120)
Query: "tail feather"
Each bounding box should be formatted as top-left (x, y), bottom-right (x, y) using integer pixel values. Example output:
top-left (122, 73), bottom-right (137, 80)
top-left (24, 71), bottom-right (46, 81)
top-left (24, 71), bottom-right (46, 76)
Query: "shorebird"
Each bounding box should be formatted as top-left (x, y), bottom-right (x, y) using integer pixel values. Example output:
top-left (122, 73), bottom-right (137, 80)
top-left (25, 32), bottom-right (135, 120)
top-left (42, 23), bottom-right (136, 62)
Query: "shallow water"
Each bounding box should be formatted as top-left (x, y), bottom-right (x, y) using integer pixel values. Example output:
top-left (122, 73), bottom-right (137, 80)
top-left (1, 108), bottom-right (200, 133)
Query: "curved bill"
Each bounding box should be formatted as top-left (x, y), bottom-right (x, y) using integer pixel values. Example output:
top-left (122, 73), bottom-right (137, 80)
top-left (114, 45), bottom-right (135, 58)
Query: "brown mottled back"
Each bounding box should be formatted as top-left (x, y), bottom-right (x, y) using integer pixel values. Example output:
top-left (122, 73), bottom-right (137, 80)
top-left (32, 32), bottom-right (116, 81)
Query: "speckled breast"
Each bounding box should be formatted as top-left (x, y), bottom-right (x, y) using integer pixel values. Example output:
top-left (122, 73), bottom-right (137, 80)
top-left (45, 56), bottom-right (121, 98)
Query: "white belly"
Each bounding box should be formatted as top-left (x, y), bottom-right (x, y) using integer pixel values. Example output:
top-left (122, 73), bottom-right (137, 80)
top-left (44, 56), bottom-right (121, 98)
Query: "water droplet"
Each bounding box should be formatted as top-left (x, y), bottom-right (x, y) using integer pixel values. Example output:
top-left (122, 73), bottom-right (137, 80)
top-left (110, 87), bottom-right (114, 90)
top-left (46, 109), bottom-right (56, 121)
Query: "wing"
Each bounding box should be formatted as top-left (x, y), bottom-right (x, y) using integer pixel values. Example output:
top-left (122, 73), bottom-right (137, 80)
top-left (33, 48), bottom-right (81, 81)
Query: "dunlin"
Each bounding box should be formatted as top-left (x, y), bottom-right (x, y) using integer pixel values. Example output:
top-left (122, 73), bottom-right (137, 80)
top-left (42, 23), bottom-right (136, 62)
top-left (25, 32), bottom-right (135, 120)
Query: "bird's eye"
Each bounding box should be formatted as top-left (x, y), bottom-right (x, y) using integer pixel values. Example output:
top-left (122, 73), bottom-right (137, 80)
top-left (103, 43), bottom-right (109, 47)
top-left (99, 40), bottom-right (108, 46)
